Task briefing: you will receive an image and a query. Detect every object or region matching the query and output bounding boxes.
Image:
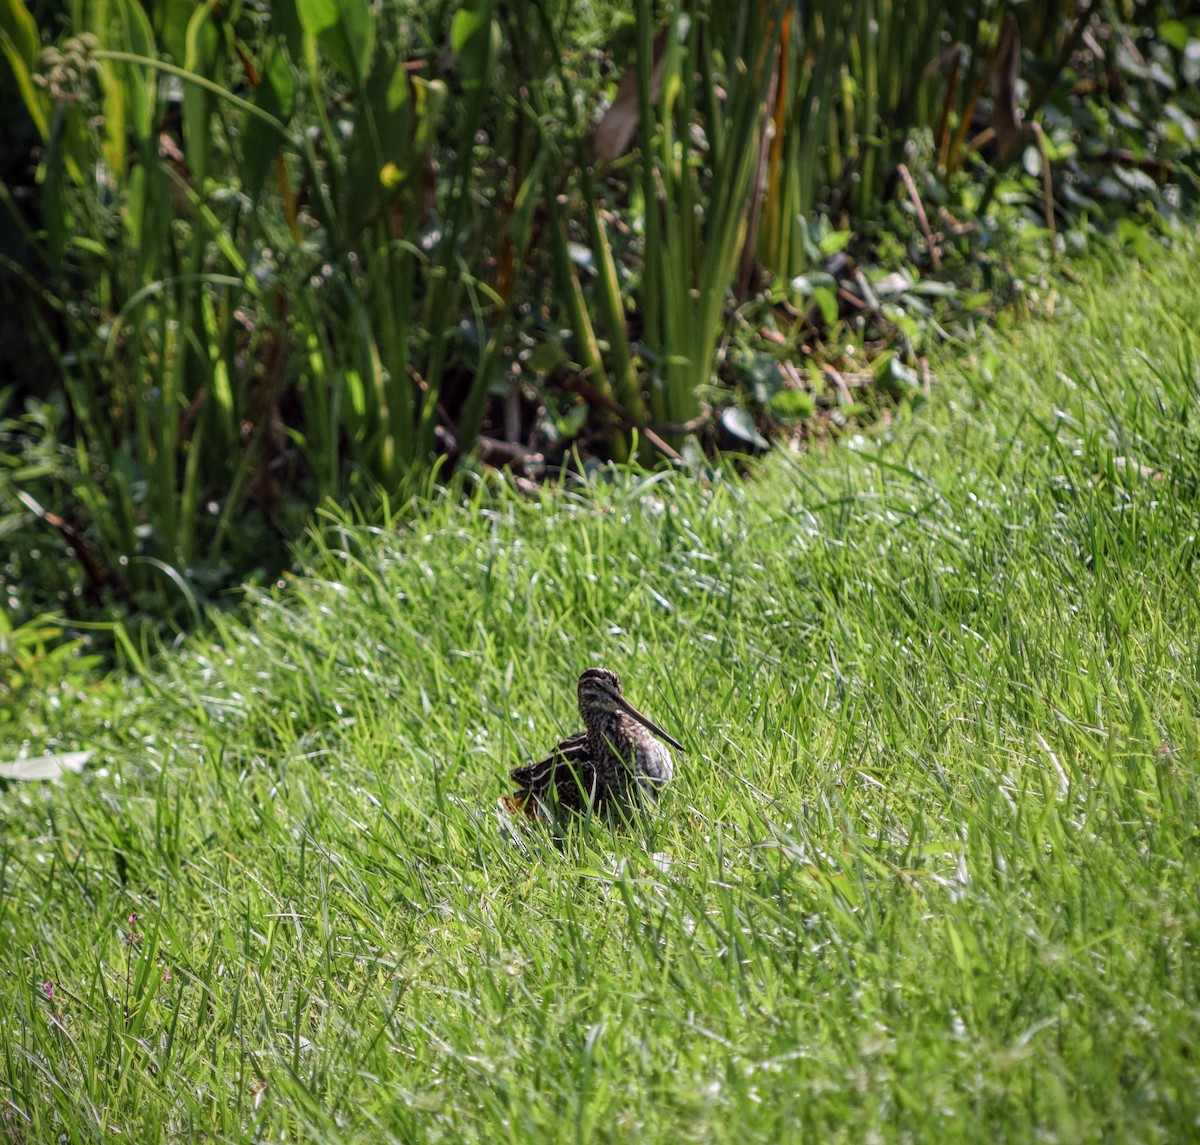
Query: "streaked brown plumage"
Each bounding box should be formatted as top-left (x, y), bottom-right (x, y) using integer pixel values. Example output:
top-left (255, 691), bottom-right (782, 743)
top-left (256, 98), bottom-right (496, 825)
top-left (506, 668), bottom-right (683, 818)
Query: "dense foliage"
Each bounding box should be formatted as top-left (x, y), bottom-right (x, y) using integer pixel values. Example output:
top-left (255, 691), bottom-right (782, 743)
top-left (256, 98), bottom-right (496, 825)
top-left (0, 0), bottom-right (1197, 627)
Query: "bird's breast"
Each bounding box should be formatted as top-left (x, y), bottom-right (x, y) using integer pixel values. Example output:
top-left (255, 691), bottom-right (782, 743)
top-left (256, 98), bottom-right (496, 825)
top-left (634, 737), bottom-right (674, 784)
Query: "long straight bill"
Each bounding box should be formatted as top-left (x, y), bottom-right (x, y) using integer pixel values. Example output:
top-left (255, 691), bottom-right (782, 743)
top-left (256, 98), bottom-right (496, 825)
top-left (615, 696), bottom-right (685, 753)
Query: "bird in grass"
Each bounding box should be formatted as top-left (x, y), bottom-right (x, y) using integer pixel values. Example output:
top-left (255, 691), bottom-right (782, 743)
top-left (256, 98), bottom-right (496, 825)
top-left (505, 667), bottom-right (684, 819)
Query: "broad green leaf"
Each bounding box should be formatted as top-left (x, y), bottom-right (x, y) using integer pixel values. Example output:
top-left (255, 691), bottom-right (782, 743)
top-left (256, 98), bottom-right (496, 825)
top-left (157, 0), bottom-right (196, 64)
top-left (449, 6), bottom-right (486, 53)
top-left (271, 0), bottom-right (306, 61)
top-left (817, 229), bottom-right (853, 256)
top-left (768, 388), bottom-right (816, 421)
top-left (296, 0), bottom-right (372, 86)
top-left (553, 400), bottom-right (588, 441)
top-left (1157, 19), bottom-right (1188, 51)
top-left (812, 285), bottom-right (838, 328)
top-left (451, 0), bottom-right (496, 91)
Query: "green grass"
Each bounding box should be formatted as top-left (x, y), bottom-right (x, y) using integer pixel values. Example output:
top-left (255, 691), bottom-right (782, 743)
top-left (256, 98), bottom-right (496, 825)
top-left (3, 238), bottom-right (1200, 1142)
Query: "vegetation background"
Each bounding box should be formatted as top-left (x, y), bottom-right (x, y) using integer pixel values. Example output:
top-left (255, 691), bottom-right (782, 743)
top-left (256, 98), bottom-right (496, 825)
top-left (1, 1), bottom-right (1199, 1140)
top-left (2, 0), bottom-right (1197, 629)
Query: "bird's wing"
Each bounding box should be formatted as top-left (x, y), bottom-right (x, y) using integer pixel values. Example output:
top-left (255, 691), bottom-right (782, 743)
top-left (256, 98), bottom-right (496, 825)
top-left (509, 731), bottom-right (593, 788)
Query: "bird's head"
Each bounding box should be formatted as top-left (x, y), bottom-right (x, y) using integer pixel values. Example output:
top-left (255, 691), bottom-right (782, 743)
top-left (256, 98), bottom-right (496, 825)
top-left (577, 667), bottom-right (625, 711)
top-left (577, 667), bottom-right (684, 752)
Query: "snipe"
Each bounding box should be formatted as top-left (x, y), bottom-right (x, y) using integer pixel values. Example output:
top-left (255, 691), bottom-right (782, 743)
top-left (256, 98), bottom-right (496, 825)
top-left (505, 668), bottom-right (683, 818)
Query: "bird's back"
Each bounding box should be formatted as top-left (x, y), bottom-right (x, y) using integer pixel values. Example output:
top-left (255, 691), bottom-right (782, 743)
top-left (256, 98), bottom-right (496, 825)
top-left (507, 675), bottom-right (678, 816)
top-left (509, 731), bottom-right (598, 813)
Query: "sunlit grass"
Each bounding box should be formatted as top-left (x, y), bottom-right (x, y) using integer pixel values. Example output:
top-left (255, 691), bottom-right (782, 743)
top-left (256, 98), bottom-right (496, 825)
top-left (2, 242), bottom-right (1199, 1142)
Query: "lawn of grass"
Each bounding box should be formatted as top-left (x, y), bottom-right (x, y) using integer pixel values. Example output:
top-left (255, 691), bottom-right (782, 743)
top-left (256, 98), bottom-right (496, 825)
top-left (2, 239), bottom-right (1200, 1142)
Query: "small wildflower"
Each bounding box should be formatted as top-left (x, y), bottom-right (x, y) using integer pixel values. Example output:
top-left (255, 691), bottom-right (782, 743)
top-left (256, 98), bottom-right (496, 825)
top-left (42, 981), bottom-right (55, 1001)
